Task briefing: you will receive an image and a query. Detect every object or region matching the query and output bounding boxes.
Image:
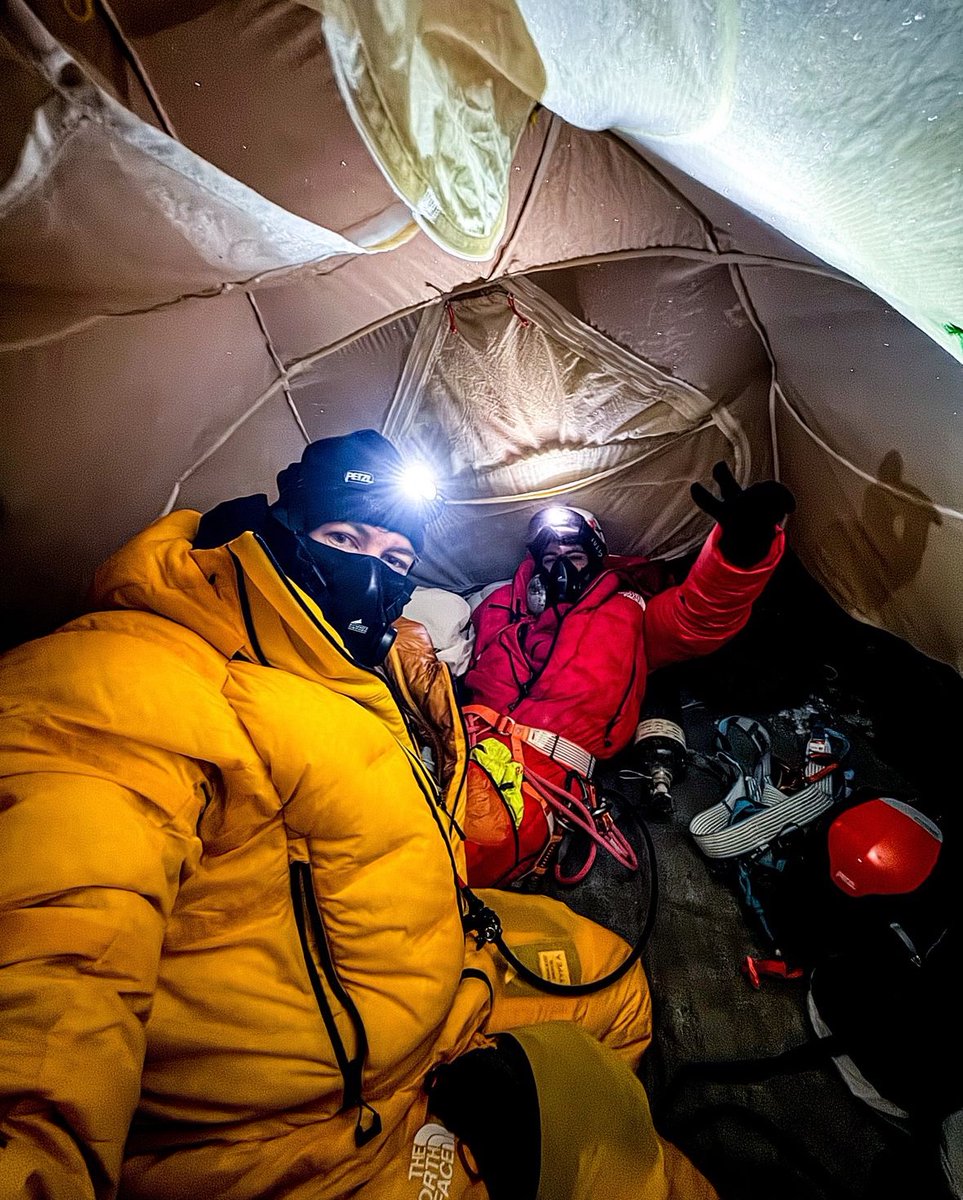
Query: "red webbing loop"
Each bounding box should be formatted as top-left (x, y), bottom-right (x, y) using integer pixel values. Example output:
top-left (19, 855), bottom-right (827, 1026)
top-left (741, 955), bottom-right (804, 990)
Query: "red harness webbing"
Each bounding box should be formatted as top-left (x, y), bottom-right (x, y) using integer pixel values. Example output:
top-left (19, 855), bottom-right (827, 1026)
top-left (463, 704), bottom-right (637, 881)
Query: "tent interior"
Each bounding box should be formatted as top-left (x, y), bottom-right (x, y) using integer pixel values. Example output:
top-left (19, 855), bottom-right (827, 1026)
top-left (2, 1), bottom-right (962, 1197)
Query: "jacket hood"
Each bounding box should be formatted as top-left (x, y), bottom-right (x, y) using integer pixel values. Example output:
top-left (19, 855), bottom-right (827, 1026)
top-left (87, 509), bottom-right (408, 734)
top-left (89, 509), bottom-right (246, 661)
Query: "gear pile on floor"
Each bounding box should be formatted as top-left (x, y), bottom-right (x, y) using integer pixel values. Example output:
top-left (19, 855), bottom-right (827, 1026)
top-left (520, 551), bottom-right (962, 1200)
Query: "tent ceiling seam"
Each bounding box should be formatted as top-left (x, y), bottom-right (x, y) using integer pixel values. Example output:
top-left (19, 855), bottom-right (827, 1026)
top-left (708, 404), bottom-right (750, 484)
top-left (95, 0), bottom-right (178, 139)
top-left (777, 389), bottom-right (963, 522)
top-left (768, 377), bottom-right (781, 482)
top-left (0, 247), bottom-right (862, 357)
top-left (721, 259), bottom-right (780, 478)
top-left (0, 247), bottom-right (365, 354)
top-left (158, 376), bottom-right (288, 517)
top-left (245, 292), bottom-right (309, 445)
top-left (157, 292), bottom-right (305, 511)
top-left (273, 248), bottom-right (862, 384)
top-left (611, 130), bottom-right (723, 258)
top-left (523, 246), bottom-right (860, 283)
top-left (381, 303), bottom-right (446, 444)
top-left (612, 130), bottom-right (780, 482)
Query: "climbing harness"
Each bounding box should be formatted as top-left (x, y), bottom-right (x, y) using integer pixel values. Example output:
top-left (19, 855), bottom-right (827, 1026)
top-left (463, 704), bottom-right (636, 887)
top-left (688, 714), bottom-right (851, 957)
top-left (458, 704), bottom-right (658, 996)
top-left (690, 716), bottom-right (850, 860)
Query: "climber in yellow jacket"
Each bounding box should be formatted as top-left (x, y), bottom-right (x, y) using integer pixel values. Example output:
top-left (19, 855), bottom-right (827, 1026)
top-left (0, 429), bottom-right (714, 1200)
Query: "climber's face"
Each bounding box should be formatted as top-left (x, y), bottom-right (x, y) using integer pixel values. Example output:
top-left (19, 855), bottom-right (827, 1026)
top-left (308, 520), bottom-right (417, 575)
top-left (538, 539), bottom-right (590, 573)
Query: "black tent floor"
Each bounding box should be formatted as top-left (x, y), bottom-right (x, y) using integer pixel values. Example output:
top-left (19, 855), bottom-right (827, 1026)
top-left (514, 552), bottom-right (960, 1200)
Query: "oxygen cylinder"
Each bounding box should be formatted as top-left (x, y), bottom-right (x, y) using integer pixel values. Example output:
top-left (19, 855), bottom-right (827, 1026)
top-left (624, 671), bottom-right (689, 814)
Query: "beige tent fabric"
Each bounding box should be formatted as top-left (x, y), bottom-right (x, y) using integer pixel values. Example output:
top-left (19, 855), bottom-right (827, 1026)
top-left (319, 0), bottom-right (544, 259)
top-left (2, 290), bottom-right (285, 643)
top-left (2, 0), bottom-right (962, 679)
top-left (779, 402), bottom-right (963, 669)
top-left (534, 256), bottom-right (771, 403)
top-left (493, 120), bottom-right (714, 276)
top-left (381, 276), bottom-right (753, 589)
top-left (0, 0), bottom-right (413, 351)
top-left (754, 268), bottom-right (963, 669)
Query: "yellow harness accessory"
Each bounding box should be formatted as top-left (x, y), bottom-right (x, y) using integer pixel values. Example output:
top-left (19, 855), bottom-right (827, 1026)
top-left (470, 737), bottom-right (526, 827)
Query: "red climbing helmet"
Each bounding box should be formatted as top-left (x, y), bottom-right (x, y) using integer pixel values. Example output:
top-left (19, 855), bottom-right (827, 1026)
top-left (828, 797), bottom-right (942, 897)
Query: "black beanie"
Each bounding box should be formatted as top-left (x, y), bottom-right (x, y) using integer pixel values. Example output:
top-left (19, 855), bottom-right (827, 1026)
top-left (270, 429), bottom-right (428, 553)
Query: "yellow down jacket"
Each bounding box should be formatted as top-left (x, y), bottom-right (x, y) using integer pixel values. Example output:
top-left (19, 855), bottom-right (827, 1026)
top-left (0, 512), bottom-right (654, 1200)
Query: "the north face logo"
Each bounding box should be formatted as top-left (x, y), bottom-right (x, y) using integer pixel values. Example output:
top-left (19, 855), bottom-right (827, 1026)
top-left (348, 619), bottom-right (369, 634)
top-left (408, 1123), bottom-right (456, 1198)
top-left (344, 470), bottom-right (375, 484)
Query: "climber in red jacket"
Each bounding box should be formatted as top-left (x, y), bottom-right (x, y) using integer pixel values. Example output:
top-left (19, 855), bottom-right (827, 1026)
top-left (461, 462), bottom-right (795, 885)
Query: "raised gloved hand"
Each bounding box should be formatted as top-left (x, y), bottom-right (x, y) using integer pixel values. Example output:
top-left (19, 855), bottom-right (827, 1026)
top-left (691, 461), bottom-right (796, 568)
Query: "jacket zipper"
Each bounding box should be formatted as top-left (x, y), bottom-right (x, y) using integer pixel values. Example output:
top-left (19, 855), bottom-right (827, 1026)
top-left (420, 663), bottom-right (471, 834)
top-left (241, 542), bottom-right (460, 1130)
top-left (448, 701), bottom-right (470, 836)
top-left (382, 649), bottom-right (469, 839)
top-left (228, 548), bottom-right (270, 667)
top-left (289, 862), bottom-right (381, 1147)
top-left (507, 609), bottom-right (565, 713)
top-left (505, 624), bottom-right (536, 713)
top-left (382, 666), bottom-right (448, 789)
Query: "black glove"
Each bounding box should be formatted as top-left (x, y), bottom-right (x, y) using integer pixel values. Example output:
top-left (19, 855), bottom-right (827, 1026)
top-left (425, 1041), bottom-right (539, 1200)
top-left (690, 461), bottom-right (796, 568)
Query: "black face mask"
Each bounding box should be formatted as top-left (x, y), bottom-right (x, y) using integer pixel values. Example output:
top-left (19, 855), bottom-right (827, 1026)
top-left (526, 556), bottom-right (592, 615)
top-left (291, 536), bottom-right (415, 666)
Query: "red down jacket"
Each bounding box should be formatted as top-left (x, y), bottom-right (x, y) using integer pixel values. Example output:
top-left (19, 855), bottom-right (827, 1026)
top-left (464, 525), bottom-right (784, 760)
